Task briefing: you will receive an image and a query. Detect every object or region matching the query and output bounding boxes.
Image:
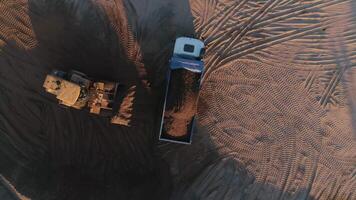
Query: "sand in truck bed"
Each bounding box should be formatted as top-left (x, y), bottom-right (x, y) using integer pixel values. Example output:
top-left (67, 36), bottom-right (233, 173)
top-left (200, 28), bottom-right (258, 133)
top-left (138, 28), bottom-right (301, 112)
top-left (162, 68), bottom-right (201, 139)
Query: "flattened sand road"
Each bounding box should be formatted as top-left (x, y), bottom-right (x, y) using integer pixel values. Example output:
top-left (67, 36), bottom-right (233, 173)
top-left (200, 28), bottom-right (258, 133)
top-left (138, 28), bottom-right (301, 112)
top-left (0, 0), bottom-right (355, 199)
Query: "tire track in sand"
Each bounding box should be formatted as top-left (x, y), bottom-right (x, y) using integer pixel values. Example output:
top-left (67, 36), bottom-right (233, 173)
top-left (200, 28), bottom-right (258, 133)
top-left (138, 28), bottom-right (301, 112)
top-left (0, 175), bottom-right (26, 200)
top-left (198, 57), bottom-right (356, 199)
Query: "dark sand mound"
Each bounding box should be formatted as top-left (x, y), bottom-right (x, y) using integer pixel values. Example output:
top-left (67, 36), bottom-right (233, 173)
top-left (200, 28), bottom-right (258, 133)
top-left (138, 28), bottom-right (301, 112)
top-left (1, 0), bottom-right (356, 200)
top-left (0, 0), bottom-right (181, 199)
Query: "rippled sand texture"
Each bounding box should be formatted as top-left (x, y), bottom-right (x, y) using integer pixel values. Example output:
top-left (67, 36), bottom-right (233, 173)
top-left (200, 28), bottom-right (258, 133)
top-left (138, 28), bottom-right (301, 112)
top-left (0, 0), bottom-right (355, 200)
top-left (0, 175), bottom-right (28, 200)
top-left (174, 0), bottom-right (356, 199)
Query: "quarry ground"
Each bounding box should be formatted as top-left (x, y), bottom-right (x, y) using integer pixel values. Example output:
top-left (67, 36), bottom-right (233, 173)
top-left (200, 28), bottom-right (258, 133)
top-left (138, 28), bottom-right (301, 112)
top-left (0, 0), bottom-right (355, 199)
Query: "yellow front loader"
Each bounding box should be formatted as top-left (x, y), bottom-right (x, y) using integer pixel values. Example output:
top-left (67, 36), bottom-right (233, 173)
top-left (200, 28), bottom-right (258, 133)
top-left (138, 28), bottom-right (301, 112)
top-left (43, 70), bottom-right (128, 126)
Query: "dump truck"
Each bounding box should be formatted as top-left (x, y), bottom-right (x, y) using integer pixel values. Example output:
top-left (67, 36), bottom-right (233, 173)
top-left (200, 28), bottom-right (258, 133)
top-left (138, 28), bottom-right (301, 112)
top-left (43, 70), bottom-right (129, 125)
top-left (159, 37), bottom-right (205, 144)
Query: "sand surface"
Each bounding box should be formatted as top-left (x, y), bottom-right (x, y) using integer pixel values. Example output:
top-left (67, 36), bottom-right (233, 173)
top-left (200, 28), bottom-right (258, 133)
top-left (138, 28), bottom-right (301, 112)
top-left (0, 0), bottom-right (355, 199)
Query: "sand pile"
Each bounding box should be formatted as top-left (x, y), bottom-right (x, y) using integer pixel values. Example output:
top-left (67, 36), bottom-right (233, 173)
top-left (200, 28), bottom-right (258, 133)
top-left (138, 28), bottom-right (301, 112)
top-left (0, 0), bottom-right (355, 199)
top-left (163, 68), bottom-right (201, 138)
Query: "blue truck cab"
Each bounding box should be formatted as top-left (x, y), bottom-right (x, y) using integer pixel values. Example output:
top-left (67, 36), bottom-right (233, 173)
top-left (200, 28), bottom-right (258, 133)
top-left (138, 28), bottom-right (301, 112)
top-left (159, 37), bottom-right (205, 144)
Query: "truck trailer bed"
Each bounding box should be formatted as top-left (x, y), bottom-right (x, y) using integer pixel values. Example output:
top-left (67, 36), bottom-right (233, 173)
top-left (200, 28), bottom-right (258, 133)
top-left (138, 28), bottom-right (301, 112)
top-left (159, 57), bottom-right (204, 144)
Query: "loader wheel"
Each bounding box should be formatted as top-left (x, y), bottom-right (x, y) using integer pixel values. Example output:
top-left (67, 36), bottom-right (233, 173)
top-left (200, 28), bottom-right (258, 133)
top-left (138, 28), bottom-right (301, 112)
top-left (68, 70), bottom-right (89, 79)
top-left (99, 109), bottom-right (113, 117)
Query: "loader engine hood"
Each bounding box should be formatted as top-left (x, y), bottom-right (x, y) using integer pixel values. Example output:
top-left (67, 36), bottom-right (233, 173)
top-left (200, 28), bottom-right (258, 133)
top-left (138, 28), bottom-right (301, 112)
top-left (43, 75), bottom-right (81, 106)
